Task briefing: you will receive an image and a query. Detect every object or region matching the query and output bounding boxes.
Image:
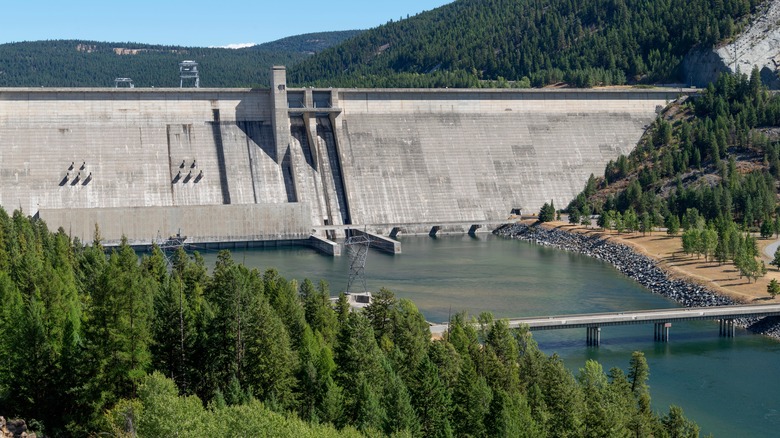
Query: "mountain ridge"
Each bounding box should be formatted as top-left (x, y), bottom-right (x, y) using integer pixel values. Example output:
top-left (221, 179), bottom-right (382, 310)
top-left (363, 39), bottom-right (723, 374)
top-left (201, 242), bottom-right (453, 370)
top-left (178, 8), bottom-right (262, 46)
top-left (0, 30), bottom-right (361, 88)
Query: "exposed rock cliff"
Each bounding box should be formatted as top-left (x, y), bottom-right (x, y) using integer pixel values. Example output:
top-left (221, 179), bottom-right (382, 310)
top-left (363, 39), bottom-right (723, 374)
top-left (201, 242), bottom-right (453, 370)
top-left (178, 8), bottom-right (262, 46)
top-left (684, 0), bottom-right (780, 88)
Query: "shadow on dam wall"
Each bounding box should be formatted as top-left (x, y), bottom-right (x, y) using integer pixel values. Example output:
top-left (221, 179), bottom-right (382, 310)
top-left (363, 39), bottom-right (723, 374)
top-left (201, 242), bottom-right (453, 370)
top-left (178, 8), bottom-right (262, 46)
top-left (209, 108), bottom-right (231, 205)
top-left (0, 83), bottom-right (690, 247)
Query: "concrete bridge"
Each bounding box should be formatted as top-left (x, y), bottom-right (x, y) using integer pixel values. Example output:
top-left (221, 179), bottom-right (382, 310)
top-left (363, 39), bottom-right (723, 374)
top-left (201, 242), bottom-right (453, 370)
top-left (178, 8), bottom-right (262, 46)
top-left (430, 304), bottom-right (780, 346)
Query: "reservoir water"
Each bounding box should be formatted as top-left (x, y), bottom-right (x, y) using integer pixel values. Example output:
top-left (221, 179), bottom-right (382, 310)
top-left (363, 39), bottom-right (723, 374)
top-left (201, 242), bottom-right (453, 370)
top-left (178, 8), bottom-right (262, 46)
top-left (199, 234), bottom-right (780, 437)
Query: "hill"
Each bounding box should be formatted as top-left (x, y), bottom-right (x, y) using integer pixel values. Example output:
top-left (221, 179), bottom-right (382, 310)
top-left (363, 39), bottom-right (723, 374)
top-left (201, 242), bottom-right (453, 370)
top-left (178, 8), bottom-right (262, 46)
top-left (0, 31), bottom-right (360, 88)
top-left (289, 0), bottom-right (762, 88)
top-left (565, 68), bottom-right (780, 281)
top-left (251, 30), bottom-right (363, 54)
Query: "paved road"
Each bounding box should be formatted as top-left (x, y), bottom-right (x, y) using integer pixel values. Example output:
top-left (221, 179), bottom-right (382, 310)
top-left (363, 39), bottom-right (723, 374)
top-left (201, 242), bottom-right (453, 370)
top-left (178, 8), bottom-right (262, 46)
top-left (429, 304), bottom-right (780, 336)
top-left (765, 238), bottom-right (780, 259)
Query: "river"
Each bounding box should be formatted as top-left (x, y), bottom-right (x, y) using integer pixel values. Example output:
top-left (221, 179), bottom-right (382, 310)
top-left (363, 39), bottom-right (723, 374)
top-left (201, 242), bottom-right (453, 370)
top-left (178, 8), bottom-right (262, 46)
top-left (199, 234), bottom-right (780, 436)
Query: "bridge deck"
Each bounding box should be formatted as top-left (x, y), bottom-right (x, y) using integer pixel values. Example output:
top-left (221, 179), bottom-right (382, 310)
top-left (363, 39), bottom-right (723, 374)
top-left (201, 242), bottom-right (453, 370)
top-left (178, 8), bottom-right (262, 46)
top-left (430, 304), bottom-right (780, 336)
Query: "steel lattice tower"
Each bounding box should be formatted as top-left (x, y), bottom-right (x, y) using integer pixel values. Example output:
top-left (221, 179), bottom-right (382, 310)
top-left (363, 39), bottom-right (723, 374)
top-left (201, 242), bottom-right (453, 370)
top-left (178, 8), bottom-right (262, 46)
top-left (179, 60), bottom-right (200, 88)
top-left (344, 233), bottom-right (372, 293)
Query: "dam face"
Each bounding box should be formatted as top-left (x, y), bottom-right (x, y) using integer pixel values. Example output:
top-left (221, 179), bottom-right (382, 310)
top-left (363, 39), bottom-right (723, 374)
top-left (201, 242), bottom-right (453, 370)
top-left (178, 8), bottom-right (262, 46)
top-left (0, 67), bottom-right (681, 245)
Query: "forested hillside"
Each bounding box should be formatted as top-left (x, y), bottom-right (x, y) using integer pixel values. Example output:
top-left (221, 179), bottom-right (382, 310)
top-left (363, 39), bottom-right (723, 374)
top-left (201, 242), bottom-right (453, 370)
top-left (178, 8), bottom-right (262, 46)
top-left (0, 31), bottom-right (360, 87)
top-left (290, 0), bottom-right (762, 88)
top-left (251, 30), bottom-right (363, 54)
top-left (0, 213), bottom-right (701, 436)
top-left (565, 68), bottom-right (780, 280)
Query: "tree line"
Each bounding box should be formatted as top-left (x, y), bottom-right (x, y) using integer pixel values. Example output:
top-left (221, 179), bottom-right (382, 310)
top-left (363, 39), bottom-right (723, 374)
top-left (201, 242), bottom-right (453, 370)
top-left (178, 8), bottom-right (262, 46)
top-left (290, 0), bottom-right (760, 88)
top-left (0, 32), bottom-right (360, 88)
top-left (0, 209), bottom-right (702, 436)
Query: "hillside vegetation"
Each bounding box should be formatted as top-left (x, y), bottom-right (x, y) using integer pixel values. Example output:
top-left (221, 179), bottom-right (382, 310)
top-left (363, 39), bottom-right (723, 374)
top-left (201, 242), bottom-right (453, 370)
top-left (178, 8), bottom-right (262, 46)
top-left (0, 212), bottom-right (700, 436)
top-left (290, 0), bottom-right (761, 88)
top-left (566, 68), bottom-right (780, 281)
top-left (0, 31), bottom-right (360, 88)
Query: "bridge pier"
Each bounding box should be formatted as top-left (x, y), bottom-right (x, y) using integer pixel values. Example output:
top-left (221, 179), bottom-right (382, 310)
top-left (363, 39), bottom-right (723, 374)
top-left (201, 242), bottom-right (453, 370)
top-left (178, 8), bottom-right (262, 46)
top-left (654, 322), bottom-right (671, 342)
top-left (586, 326), bottom-right (601, 346)
top-left (719, 318), bottom-right (736, 337)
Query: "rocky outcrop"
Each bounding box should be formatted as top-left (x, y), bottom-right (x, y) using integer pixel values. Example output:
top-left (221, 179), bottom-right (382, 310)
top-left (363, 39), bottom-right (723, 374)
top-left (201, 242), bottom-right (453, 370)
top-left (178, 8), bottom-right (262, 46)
top-left (684, 0), bottom-right (780, 89)
top-left (0, 417), bottom-right (36, 438)
top-left (495, 223), bottom-right (780, 338)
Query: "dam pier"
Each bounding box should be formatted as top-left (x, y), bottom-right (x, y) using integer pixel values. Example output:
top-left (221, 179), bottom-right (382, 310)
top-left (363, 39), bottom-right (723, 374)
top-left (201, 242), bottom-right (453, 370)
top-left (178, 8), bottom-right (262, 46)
top-left (0, 67), bottom-right (688, 250)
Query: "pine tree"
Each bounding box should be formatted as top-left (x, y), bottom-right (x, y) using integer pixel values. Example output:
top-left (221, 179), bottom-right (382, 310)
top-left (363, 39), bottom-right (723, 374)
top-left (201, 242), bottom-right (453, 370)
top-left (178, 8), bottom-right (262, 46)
top-left (485, 389), bottom-right (541, 438)
top-left (389, 299), bottom-right (430, 381)
top-left (152, 273), bottom-right (197, 393)
top-left (772, 247), bottom-right (780, 271)
top-left (578, 360), bottom-right (631, 437)
top-left (662, 405), bottom-right (700, 438)
top-left (244, 290), bottom-right (298, 408)
top-left (628, 351), bottom-right (654, 436)
top-left (82, 238), bottom-right (155, 417)
top-left (452, 358), bottom-right (492, 437)
top-left (541, 354), bottom-right (584, 437)
top-left (411, 357), bottom-right (453, 438)
top-left (665, 214), bottom-right (680, 236)
top-left (353, 377), bottom-right (385, 433)
top-left (334, 312), bottom-right (386, 426)
top-left (767, 279), bottom-right (780, 298)
top-left (381, 368), bottom-right (420, 436)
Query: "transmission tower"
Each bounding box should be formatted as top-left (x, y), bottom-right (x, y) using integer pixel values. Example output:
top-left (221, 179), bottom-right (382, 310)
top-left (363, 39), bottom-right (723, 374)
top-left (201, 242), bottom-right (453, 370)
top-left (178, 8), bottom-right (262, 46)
top-left (179, 60), bottom-right (200, 88)
top-left (344, 233), bottom-right (372, 293)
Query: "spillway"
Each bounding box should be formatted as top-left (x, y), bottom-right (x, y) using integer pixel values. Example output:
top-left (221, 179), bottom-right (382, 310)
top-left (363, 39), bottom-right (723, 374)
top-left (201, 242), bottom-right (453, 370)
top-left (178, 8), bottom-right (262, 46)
top-left (0, 67), bottom-right (686, 247)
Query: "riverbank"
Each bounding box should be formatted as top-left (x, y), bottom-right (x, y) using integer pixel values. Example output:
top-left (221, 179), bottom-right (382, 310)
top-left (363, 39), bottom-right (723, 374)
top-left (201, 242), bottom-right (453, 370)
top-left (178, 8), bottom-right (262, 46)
top-left (494, 222), bottom-right (780, 338)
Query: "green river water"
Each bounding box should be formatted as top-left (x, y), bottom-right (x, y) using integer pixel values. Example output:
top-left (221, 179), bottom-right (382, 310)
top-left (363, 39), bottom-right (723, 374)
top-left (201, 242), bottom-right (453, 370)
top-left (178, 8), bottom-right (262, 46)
top-left (199, 234), bottom-right (780, 437)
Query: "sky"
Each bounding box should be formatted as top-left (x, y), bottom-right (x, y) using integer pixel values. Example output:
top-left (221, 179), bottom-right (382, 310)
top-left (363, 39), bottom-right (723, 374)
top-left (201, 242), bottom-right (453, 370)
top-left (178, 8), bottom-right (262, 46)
top-left (1, 0), bottom-right (453, 47)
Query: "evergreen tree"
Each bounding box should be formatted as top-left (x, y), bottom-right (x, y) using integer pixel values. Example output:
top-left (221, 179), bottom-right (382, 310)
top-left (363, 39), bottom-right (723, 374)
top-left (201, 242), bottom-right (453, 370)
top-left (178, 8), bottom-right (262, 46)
top-left (627, 351), bottom-right (654, 436)
top-left (381, 367), bottom-right (420, 436)
top-left (662, 405), bottom-right (700, 438)
top-left (353, 377), bottom-right (385, 433)
top-left (411, 357), bottom-right (453, 438)
top-left (541, 354), bottom-right (584, 437)
top-left (569, 208), bottom-right (581, 225)
top-left (539, 201), bottom-right (556, 222)
top-left (665, 214), bottom-right (680, 236)
top-left (452, 358), bottom-right (492, 437)
top-left (767, 279), bottom-right (780, 299)
top-left (244, 294), bottom-right (299, 408)
top-left (771, 247), bottom-right (780, 271)
top-left (761, 220), bottom-right (774, 239)
top-left (581, 205), bottom-right (592, 228)
top-left (82, 237), bottom-right (155, 417)
top-left (334, 312), bottom-right (386, 426)
top-left (578, 360), bottom-right (631, 437)
top-left (485, 389), bottom-right (542, 438)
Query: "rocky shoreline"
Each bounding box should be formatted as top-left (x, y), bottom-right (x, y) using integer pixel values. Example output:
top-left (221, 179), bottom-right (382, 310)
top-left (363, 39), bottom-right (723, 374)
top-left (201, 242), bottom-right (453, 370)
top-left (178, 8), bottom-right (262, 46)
top-left (494, 223), bottom-right (780, 339)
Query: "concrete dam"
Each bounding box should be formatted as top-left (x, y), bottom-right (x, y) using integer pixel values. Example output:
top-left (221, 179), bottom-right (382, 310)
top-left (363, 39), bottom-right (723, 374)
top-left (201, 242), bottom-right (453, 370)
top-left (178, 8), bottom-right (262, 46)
top-left (0, 66), bottom-right (683, 250)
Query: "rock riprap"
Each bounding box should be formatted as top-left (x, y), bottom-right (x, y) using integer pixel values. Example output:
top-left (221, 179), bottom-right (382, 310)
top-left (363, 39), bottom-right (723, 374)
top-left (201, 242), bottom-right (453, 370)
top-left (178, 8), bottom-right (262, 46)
top-left (495, 223), bottom-right (780, 338)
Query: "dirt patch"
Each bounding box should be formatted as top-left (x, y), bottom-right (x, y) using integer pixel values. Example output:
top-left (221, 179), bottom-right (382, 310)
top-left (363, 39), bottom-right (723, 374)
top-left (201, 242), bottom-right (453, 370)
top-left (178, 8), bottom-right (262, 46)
top-left (542, 220), bottom-right (780, 303)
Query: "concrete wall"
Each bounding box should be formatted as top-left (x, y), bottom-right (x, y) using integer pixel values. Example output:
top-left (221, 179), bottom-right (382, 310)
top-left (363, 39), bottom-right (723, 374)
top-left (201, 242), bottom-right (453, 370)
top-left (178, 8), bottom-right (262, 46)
top-left (0, 88), bottom-right (279, 213)
top-left (0, 81), bottom-right (682, 242)
top-left (37, 203), bottom-right (312, 246)
top-left (334, 89), bottom-right (678, 225)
